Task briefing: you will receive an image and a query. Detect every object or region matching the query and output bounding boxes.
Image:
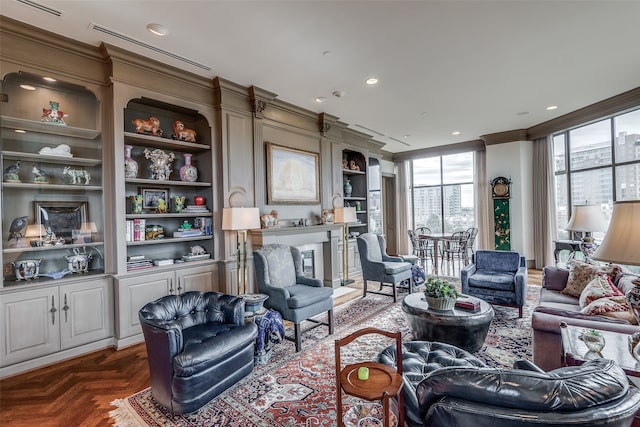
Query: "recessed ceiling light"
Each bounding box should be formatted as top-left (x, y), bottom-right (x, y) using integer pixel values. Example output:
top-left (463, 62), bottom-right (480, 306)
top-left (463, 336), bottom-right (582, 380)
top-left (403, 135), bottom-right (410, 139)
top-left (314, 97), bottom-right (326, 103)
top-left (452, 131), bottom-right (461, 135)
top-left (322, 50), bottom-right (331, 56)
top-left (365, 77), bottom-right (378, 85)
top-left (546, 105), bottom-right (558, 110)
top-left (332, 90), bottom-right (346, 98)
top-left (43, 77), bottom-right (56, 82)
top-left (14, 129), bottom-right (26, 133)
top-left (19, 85), bottom-right (36, 91)
top-left (147, 23), bottom-right (169, 36)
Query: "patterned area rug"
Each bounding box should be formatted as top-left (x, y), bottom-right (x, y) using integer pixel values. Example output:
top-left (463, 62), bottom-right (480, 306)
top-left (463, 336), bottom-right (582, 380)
top-left (110, 284), bottom-right (540, 426)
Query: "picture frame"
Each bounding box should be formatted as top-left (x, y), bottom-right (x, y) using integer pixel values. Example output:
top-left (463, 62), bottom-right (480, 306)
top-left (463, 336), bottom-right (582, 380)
top-left (34, 201), bottom-right (88, 244)
top-left (141, 187), bottom-right (169, 210)
top-left (266, 142), bottom-right (320, 204)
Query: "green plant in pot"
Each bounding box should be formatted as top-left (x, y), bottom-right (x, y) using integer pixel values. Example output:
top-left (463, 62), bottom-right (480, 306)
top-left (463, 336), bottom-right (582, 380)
top-left (424, 277), bottom-right (459, 311)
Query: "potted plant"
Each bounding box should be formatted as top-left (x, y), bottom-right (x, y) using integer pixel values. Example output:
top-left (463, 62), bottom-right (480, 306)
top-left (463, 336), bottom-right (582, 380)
top-left (424, 277), bottom-right (459, 311)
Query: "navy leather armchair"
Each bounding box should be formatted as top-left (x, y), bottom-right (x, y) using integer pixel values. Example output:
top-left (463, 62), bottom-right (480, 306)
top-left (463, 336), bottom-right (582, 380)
top-left (461, 250), bottom-right (527, 317)
top-left (357, 233), bottom-right (413, 302)
top-left (253, 244), bottom-right (334, 352)
top-left (138, 291), bottom-right (258, 414)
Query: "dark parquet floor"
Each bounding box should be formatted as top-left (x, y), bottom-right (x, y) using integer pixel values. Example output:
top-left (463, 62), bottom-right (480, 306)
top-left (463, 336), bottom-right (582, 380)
top-left (0, 269), bottom-right (542, 426)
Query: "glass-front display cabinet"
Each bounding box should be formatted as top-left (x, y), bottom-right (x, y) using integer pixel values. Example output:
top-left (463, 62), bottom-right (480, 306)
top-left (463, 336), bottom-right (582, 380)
top-left (1, 72), bottom-right (104, 288)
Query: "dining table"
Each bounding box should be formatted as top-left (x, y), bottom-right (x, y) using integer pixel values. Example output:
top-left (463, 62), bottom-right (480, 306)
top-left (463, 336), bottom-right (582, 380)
top-left (418, 233), bottom-right (456, 276)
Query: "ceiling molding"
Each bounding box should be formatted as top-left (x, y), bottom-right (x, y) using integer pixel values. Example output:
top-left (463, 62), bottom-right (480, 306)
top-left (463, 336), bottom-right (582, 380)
top-left (527, 86), bottom-right (640, 140)
top-left (481, 129), bottom-right (528, 145)
top-left (392, 139), bottom-right (485, 162)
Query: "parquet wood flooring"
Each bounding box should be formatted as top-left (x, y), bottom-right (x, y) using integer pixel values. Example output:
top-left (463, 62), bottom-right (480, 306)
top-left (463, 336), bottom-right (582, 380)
top-left (0, 269), bottom-right (542, 426)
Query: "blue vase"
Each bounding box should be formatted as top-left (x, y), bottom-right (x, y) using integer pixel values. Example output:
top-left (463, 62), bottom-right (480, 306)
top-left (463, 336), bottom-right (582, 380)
top-left (344, 178), bottom-right (352, 197)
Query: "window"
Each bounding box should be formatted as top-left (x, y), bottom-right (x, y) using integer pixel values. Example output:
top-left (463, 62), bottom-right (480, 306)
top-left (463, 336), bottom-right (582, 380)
top-left (368, 158), bottom-right (382, 234)
top-left (554, 108), bottom-right (640, 240)
top-left (409, 152), bottom-right (475, 233)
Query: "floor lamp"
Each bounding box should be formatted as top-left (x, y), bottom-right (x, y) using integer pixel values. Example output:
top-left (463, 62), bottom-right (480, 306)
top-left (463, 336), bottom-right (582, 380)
top-left (564, 204), bottom-right (608, 261)
top-left (335, 207), bottom-right (357, 286)
top-left (592, 201), bottom-right (640, 321)
top-left (222, 207), bottom-right (260, 295)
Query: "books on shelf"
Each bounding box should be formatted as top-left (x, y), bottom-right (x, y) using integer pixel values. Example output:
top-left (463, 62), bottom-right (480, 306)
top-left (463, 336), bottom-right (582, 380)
top-left (173, 229), bottom-right (204, 238)
top-left (183, 205), bottom-right (210, 213)
top-left (126, 219), bottom-right (146, 242)
top-left (126, 256), bottom-right (153, 271)
top-left (153, 258), bottom-right (175, 267)
top-left (455, 295), bottom-right (481, 311)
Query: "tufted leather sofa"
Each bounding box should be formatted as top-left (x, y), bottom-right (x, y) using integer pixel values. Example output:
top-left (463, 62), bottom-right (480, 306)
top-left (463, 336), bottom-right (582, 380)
top-left (379, 341), bottom-right (640, 427)
top-left (138, 291), bottom-right (258, 414)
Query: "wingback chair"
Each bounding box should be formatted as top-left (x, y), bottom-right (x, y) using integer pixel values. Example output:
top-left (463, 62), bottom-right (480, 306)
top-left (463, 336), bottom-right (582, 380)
top-left (138, 291), bottom-right (258, 414)
top-left (461, 250), bottom-right (527, 317)
top-left (253, 244), bottom-right (334, 352)
top-left (357, 233), bottom-right (413, 302)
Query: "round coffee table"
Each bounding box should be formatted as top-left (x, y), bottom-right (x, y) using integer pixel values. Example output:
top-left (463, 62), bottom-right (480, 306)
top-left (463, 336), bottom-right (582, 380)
top-left (402, 293), bottom-right (494, 352)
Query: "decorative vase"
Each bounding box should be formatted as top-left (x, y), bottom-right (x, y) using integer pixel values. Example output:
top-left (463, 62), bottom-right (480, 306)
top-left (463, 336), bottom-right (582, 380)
top-left (173, 195), bottom-right (186, 213)
top-left (426, 296), bottom-right (456, 311)
top-left (179, 153), bottom-right (198, 182)
top-left (124, 145), bottom-right (138, 179)
top-left (580, 329), bottom-right (605, 352)
top-left (344, 178), bottom-right (353, 197)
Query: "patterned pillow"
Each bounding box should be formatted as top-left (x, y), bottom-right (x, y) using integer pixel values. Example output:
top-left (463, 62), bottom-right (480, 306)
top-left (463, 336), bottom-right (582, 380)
top-left (580, 295), bottom-right (636, 324)
top-left (579, 275), bottom-right (622, 308)
top-left (561, 261), bottom-right (622, 298)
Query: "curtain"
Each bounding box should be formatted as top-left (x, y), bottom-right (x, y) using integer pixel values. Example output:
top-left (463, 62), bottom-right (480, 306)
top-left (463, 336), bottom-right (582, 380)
top-left (532, 136), bottom-right (557, 268)
top-left (395, 160), bottom-right (410, 255)
top-left (474, 150), bottom-right (491, 251)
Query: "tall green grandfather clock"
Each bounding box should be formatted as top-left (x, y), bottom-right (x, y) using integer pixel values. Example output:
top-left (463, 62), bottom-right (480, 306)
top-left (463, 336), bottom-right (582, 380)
top-left (491, 176), bottom-right (512, 250)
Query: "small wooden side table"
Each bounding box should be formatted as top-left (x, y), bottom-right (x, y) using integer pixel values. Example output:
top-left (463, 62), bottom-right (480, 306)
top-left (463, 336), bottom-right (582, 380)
top-left (335, 327), bottom-right (404, 427)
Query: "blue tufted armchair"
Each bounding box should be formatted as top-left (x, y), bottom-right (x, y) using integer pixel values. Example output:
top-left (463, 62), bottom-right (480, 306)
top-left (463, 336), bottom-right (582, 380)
top-left (357, 233), bottom-right (414, 302)
top-left (138, 291), bottom-right (258, 414)
top-left (461, 250), bottom-right (527, 317)
top-left (253, 244), bottom-right (334, 352)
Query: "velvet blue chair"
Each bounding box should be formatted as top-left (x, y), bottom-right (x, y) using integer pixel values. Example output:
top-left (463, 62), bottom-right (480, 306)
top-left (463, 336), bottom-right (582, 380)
top-left (253, 244), bottom-right (334, 352)
top-left (461, 250), bottom-right (527, 317)
top-left (357, 233), bottom-right (414, 303)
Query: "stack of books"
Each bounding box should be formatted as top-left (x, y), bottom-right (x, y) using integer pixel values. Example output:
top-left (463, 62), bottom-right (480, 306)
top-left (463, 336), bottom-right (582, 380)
top-left (173, 228), bottom-right (204, 238)
top-left (455, 295), bottom-right (481, 311)
top-left (127, 255), bottom-right (153, 271)
top-left (182, 205), bottom-right (210, 213)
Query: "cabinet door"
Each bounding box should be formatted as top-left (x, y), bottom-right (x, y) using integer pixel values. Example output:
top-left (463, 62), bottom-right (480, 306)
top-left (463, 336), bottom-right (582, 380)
top-left (175, 264), bottom-right (218, 294)
top-left (60, 278), bottom-right (114, 350)
top-left (0, 288), bottom-right (60, 366)
top-left (116, 271), bottom-right (173, 338)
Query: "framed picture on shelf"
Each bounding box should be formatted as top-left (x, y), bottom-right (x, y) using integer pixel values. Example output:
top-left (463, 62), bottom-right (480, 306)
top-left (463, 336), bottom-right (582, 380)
top-left (266, 142), bottom-right (320, 204)
top-left (141, 187), bottom-right (169, 210)
top-left (34, 201), bottom-right (88, 244)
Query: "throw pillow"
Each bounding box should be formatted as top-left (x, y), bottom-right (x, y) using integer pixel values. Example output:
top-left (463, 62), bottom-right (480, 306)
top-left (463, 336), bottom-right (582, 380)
top-left (580, 295), bottom-right (636, 324)
top-left (561, 261), bottom-right (622, 298)
top-left (579, 275), bottom-right (620, 308)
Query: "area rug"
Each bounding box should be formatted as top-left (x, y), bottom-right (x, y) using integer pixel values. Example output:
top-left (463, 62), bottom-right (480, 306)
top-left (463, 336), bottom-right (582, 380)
top-left (110, 284), bottom-right (539, 427)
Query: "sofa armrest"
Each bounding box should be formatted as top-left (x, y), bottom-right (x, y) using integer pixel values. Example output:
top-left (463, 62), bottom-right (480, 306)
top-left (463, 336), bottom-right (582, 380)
top-left (460, 264), bottom-right (476, 294)
top-left (513, 359), bottom-right (546, 374)
top-left (297, 275), bottom-right (323, 287)
top-left (514, 266), bottom-right (528, 306)
top-left (542, 266), bottom-right (570, 291)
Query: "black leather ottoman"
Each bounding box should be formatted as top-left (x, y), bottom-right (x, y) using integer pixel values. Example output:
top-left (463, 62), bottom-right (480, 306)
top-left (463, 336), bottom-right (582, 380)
top-left (378, 341), bottom-right (486, 427)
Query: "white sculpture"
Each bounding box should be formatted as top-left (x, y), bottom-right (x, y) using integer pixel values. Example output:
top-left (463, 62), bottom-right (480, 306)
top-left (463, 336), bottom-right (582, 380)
top-left (144, 148), bottom-right (175, 181)
top-left (39, 144), bottom-right (73, 157)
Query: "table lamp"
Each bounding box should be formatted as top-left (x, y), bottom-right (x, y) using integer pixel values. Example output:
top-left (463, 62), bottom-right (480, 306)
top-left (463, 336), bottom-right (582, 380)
top-left (592, 201), bottom-right (640, 321)
top-left (564, 204), bottom-right (609, 261)
top-left (335, 207), bottom-right (357, 285)
top-left (25, 224), bottom-right (46, 247)
top-left (222, 207), bottom-right (260, 295)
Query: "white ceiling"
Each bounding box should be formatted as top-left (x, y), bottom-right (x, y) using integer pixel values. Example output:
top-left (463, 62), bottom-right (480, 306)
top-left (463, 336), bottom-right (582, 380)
top-left (2, 0), bottom-right (639, 153)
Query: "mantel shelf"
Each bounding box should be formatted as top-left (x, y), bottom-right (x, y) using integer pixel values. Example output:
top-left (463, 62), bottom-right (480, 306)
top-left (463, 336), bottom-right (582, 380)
top-left (0, 116), bottom-right (100, 139)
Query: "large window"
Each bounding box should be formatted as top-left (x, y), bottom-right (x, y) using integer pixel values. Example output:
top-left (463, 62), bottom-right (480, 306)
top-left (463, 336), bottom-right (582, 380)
top-left (554, 108), bottom-right (640, 240)
top-left (409, 152), bottom-right (475, 233)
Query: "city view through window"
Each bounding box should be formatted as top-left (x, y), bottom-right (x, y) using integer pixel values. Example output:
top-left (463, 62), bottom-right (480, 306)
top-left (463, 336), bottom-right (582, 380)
top-left (554, 108), bottom-right (640, 241)
top-left (410, 152), bottom-right (475, 234)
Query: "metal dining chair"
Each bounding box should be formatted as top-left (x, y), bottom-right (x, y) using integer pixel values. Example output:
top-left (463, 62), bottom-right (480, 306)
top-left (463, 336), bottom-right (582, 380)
top-left (408, 229), bottom-right (433, 269)
top-left (440, 230), bottom-right (471, 275)
top-left (465, 227), bottom-right (478, 260)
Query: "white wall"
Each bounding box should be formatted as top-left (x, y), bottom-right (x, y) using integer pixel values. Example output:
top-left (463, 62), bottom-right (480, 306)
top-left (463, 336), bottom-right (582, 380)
top-left (486, 141), bottom-right (534, 261)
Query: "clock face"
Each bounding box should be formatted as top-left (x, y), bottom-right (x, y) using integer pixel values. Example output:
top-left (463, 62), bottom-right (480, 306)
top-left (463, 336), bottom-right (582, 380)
top-left (491, 176), bottom-right (510, 198)
top-left (494, 183), bottom-right (508, 197)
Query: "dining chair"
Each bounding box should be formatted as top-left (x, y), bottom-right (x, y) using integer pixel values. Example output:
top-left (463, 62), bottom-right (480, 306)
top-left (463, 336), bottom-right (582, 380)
top-left (441, 230), bottom-right (471, 275)
top-left (465, 227), bottom-right (478, 260)
top-left (409, 228), bottom-right (434, 270)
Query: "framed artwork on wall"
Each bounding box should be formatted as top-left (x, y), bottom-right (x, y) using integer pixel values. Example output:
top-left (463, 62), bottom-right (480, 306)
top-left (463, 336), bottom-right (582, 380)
top-left (266, 142), bottom-right (320, 204)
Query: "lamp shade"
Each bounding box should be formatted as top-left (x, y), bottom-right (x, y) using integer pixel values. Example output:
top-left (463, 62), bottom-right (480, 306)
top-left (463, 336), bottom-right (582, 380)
top-left (221, 207), bottom-right (260, 231)
top-left (592, 201), bottom-right (640, 266)
top-left (334, 207), bottom-right (357, 224)
top-left (25, 224), bottom-right (45, 238)
top-left (564, 204), bottom-right (609, 232)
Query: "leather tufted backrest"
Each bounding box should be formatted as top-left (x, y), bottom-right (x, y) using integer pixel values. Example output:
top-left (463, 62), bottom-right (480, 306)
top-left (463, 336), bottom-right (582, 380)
top-left (139, 291), bottom-right (245, 330)
top-left (254, 244), bottom-right (297, 288)
top-left (416, 358), bottom-right (629, 412)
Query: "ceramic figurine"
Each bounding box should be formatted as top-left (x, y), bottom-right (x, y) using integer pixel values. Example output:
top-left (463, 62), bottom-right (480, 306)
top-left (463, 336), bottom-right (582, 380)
top-left (3, 160), bottom-right (20, 182)
top-left (41, 101), bottom-right (67, 125)
top-left (39, 144), bottom-right (73, 157)
top-left (32, 165), bottom-right (49, 183)
top-left (144, 148), bottom-right (175, 181)
top-left (349, 160), bottom-right (360, 171)
top-left (63, 166), bottom-right (91, 184)
top-left (12, 259), bottom-right (42, 280)
top-left (179, 153), bottom-right (198, 182)
top-left (8, 216), bottom-right (29, 247)
top-left (172, 121), bottom-right (197, 142)
top-left (130, 195), bottom-right (143, 214)
top-left (260, 210), bottom-right (279, 229)
top-left (124, 145), bottom-right (138, 179)
top-left (173, 195), bottom-right (186, 213)
top-left (189, 245), bottom-right (206, 256)
top-left (156, 198), bottom-right (167, 213)
top-left (132, 116), bottom-right (163, 136)
top-left (321, 209), bottom-right (335, 224)
top-left (342, 159), bottom-right (348, 169)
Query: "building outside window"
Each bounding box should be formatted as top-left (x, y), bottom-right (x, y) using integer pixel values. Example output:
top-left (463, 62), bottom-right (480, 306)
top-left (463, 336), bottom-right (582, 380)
top-left (554, 108), bottom-right (640, 241)
top-left (409, 152), bottom-right (475, 233)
